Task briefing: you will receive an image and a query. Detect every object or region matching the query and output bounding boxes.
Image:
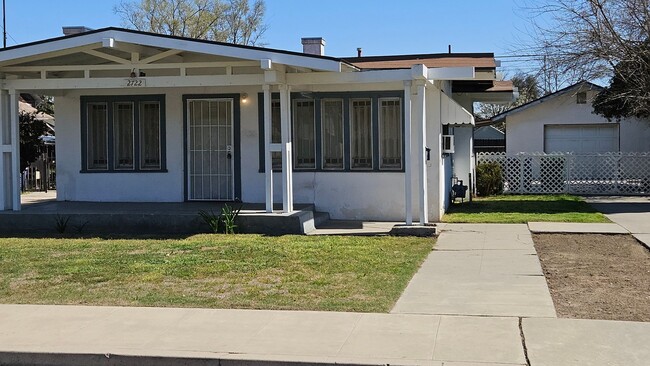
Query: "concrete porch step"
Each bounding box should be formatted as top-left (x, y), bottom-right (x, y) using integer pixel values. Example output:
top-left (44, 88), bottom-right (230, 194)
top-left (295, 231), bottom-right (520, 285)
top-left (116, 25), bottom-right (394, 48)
top-left (0, 202), bottom-right (329, 236)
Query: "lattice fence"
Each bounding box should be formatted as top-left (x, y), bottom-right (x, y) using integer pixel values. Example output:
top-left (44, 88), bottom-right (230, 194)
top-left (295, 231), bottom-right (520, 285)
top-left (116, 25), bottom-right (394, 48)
top-left (477, 152), bottom-right (650, 195)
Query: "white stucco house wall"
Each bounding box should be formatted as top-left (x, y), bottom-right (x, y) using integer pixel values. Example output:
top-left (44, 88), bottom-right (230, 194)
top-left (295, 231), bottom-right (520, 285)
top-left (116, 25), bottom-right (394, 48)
top-left (494, 81), bottom-right (650, 154)
top-left (0, 27), bottom-right (513, 222)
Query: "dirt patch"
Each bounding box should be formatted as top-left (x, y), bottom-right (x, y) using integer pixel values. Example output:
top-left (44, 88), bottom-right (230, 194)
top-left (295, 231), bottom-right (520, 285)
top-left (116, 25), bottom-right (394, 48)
top-left (533, 233), bottom-right (650, 322)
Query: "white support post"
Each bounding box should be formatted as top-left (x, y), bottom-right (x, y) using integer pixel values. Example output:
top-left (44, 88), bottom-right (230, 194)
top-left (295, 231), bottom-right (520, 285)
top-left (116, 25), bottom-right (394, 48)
top-left (0, 90), bottom-right (5, 210)
top-left (279, 84), bottom-right (294, 213)
top-left (263, 84), bottom-right (273, 213)
top-left (403, 80), bottom-right (413, 225)
top-left (416, 81), bottom-right (428, 224)
top-left (286, 85), bottom-right (294, 211)
top-left (9, 90), bottom-right (20, 211)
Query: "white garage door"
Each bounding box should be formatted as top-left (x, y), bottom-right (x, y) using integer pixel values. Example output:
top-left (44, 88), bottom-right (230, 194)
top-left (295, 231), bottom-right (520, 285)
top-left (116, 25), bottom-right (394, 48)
top-left (544, 124), bottom-right (619, 153)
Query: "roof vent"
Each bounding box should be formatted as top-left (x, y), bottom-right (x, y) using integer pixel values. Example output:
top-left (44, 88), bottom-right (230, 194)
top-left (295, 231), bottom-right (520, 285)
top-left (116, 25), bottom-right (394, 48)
top-left (301, 37), bottom-right (325, 56)
top-left (62, 26), bottom-right (94, 36)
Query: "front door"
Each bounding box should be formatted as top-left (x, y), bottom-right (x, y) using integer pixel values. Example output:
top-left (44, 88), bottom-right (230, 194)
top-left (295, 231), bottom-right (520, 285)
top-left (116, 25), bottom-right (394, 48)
top-left (187, 98), bottom-right (234, 200)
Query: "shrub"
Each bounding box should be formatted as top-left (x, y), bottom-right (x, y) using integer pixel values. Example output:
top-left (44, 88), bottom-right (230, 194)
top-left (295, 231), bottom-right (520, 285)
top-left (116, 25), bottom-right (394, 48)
top-left (476, 162), bottom-right (503, 196)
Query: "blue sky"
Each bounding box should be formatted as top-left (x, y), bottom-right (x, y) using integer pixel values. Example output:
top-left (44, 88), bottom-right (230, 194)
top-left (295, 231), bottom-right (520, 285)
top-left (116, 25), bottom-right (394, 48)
top-left (3, 0), bottom-right (537, 72)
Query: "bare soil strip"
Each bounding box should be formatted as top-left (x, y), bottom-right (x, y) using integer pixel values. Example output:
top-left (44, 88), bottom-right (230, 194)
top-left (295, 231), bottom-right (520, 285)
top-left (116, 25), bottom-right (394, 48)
top-left (533, 233), bottom-right (650, 322)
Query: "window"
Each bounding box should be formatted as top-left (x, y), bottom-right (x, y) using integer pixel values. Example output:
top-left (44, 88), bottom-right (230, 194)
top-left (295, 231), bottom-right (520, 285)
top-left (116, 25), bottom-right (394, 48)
top-left (350, 99), bottom-right (373, 170)
top-left (271, 100), bottom-right (282, 170)
top-left (114, 102), bottom-right (134, 170)
top-left (87, 103), bottom-right (108, 170)
top-left (321, 99), bottom-right (344, 170)
top-left (258, 91), bottom-right (403, 173)
top-left (82, 95), bottom-right (165, 172)
top-left (379, 98), bottom-right (402, 170)
top-left (293, 100), bottom-right (316, 169)
top-left (577, 91), bottom-right (587, 104)
top-left (140, 101), bottom-right (161, 170)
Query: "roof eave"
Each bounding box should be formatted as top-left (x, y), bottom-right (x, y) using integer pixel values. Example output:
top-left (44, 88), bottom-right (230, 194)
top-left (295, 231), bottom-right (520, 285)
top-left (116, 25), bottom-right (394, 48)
top-left (0, 27), bottom-right (345, 72)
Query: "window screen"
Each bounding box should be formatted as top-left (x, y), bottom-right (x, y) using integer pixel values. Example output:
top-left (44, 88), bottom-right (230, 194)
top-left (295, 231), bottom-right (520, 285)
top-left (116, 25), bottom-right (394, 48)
top-left (321, 99), bottom-right (344, 170)
top-left (293, 100), bottom-right (316, 169)
top-left (350, 99), bottom-right (372, 169)
top-left (114, 102), bottom-right (134, 170)
top-left (379, 98), bottom-right (402, 170)
top-left (87, 103), bottom-right (108, 170)
top-left (140, 101), bottom-right (161, 170)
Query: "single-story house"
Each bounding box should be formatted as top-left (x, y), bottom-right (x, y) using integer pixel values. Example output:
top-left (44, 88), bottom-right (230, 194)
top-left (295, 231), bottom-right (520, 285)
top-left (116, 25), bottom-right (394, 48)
top-left (493, 81), bottom-right (650, 154)
top-left (0, 27), bottom-right (513, 222)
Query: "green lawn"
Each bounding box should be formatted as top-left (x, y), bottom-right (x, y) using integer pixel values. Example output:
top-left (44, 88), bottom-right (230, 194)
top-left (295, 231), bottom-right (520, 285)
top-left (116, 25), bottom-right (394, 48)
top-left (443, 194), bottom-right (609, 223)
top-left (0, 234), bottom-right (432, 313)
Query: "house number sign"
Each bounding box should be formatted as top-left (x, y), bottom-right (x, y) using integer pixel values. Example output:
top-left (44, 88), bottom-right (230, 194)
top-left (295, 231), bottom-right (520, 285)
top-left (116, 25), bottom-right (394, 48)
top-left (124, 78), bottom-right (146, 87)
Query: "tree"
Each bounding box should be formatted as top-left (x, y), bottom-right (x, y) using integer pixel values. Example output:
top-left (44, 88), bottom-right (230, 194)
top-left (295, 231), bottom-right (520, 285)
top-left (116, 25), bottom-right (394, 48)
top-left (114, 0), bottom-right (267, 46)
top-left (523, 0), bottom-right (650, 118)
top-left (593, 43), bottom-right (650, 120)
top-left (475, 73), bottom-right (542, 124)
top-left (19, 112), bottom-right (48, 172)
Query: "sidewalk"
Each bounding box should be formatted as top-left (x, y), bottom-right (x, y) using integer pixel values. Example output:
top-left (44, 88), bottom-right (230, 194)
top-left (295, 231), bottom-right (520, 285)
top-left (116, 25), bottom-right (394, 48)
top-left (585, 196), bottom-right (650, 249)
top-left (392, 224), bottom-right (556, 317)
top-left (0, 304), bottom-right (526, 366)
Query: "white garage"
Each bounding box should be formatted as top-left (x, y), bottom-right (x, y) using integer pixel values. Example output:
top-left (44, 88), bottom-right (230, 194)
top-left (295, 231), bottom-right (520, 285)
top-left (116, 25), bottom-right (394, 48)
top-left (543, 123), bottom-right (619, 153)
top-left (494, 81), bottom-right (650, 154)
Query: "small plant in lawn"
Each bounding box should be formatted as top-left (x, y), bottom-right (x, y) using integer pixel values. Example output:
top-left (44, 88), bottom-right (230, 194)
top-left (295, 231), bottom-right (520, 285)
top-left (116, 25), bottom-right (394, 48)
top-left (221, 202), bottom-right (243, 234)
top-left (198, 200), bottom-right (243, 234)
top-left (476, 162), bottom-right (503, 196)
top-left (54, 215), bottom-right (71, 234)
top-left (198, 210), bottom-right (221, 233)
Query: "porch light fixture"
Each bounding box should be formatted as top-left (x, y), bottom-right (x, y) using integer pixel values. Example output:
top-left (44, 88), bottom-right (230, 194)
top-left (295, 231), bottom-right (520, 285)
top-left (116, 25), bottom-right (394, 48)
top-left (241, 93), bottom-right (248, 103)
top-left (130, 68), bottom-right (136, 78)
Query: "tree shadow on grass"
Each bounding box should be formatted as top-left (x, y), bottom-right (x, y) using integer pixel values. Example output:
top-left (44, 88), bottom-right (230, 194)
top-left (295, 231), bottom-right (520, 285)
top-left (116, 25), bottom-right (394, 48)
top-left (447, 198), bottom-right (601, 215)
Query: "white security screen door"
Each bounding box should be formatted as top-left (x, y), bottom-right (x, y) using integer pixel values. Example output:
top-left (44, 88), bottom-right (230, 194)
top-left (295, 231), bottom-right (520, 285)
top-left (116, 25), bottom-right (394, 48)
top-left (187, 99), bottom-right (234, 200)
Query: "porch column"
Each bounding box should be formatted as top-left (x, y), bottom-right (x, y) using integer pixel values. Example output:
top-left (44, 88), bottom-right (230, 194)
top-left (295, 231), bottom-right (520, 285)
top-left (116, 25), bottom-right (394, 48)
top-left (263, 84), bottom-right (273, 213)
top-left (416, 80), bottom-right (428, 224)
top-left (0, 90), bottom-right (20, 211)
top-left (0, 90), bottom-right (7, 210)
top-left (403, 80), bottom-right (413, 225)
top-left (279, 84), bottom-right (294, 213)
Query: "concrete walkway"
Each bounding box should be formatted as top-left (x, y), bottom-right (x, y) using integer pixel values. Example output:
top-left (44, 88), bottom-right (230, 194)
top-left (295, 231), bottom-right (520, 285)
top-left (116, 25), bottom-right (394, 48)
top-left (392, 224), bottom-right (556, 318)
top-left (586, 196), bottom-right (650, 249)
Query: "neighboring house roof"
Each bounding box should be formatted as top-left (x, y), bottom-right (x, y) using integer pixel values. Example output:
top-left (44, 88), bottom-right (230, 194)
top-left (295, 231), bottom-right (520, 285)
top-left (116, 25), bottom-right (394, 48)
top-left (341, 53), bottom-right (516, 98)
top-left (19, 99), bottom-right (55, 128)
top-left (491, 81), bottom-right (603, 123)
top-left (342, 53), bottom-right (497, 70)
top-left (474, 125), bottom-right (504, 140)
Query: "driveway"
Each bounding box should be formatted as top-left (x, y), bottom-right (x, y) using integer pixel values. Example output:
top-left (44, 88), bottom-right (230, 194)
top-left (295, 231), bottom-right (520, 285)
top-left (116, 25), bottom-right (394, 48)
top-left (585, 196), bottom-right (650, 247)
